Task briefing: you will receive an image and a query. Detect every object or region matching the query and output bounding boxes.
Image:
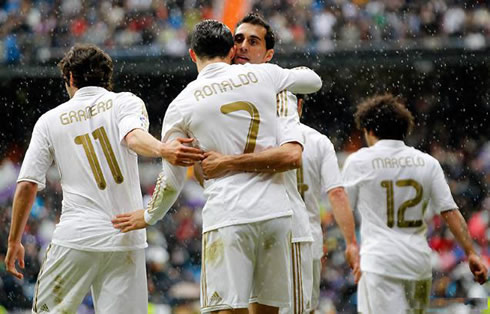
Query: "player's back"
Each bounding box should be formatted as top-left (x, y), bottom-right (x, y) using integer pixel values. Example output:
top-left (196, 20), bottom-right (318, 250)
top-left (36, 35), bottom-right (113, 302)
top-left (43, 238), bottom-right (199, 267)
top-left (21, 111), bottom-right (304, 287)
top-left (343, 140), bottom-right (454, 279)
top-left (164, 62), bottom-right (317, 232)
top-left (36, 87), bottom-right (147, 251)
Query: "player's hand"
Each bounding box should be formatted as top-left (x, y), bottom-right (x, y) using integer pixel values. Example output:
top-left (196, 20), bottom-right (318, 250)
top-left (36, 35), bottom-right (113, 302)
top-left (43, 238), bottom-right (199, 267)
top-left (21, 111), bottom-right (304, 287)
top-left (468, 253), bottom-right (488, 284)
top-left (345, 243), bottom-right (361, 284)
top-left (162, 138), bottom-right (204, 166)
top-left (5, 242), bottom-right (25, 280)
top-left (112, 209), bottom-right (148, 233)
top-left (201, 151), bottom-right (229, 179)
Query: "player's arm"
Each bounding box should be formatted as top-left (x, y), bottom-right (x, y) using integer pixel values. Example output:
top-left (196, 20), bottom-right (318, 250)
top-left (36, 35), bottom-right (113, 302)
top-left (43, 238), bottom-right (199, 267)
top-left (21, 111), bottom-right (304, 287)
top-left (202, 91), bottom-right (303, 178)
top-left (441, 209), bottom-right (488, 284)
top-left (112, 102), bottom-right (190, 231)
top-left (264, 64), bottom-right (322, 95)
top-left (112, 161), bottom-right (186, 232)
top-left (6, 181), bottom-right (38, 279)
top-left (327, 187), bottom-right (360, 282)
top-left (125, 129), bottom-right (204, 166)
top-left (201, 142), bottom-right (302, 178)
top-left (6, 117), bottom-right (52, 279)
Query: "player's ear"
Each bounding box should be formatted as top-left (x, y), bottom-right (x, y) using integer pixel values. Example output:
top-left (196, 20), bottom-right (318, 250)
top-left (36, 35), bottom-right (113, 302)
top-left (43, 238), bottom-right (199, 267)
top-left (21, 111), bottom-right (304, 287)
top-left (227, 46), bottom-right (236, 63)
top-left (264, 49), bottom-right (274, 62)
top-left (189, 49), bottom-right (197, 63)
top-left (69, 72), bottom-right (75, 88)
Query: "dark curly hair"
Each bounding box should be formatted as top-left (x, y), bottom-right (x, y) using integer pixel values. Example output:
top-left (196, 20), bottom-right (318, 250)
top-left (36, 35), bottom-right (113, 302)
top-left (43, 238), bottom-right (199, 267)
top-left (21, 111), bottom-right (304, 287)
top-left (355, 94), bottom-right (414, 140)
top-left (58, 44), bottom-right (113, 90)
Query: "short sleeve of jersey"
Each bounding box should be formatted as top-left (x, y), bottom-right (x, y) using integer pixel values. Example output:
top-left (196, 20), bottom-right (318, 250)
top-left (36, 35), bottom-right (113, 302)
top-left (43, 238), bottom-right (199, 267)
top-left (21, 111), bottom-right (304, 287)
top-left (17, 116), bottom-right (54, 190)
top-left (429, 159), bottom-right (458, 214)
top-left (276, 91), bottom-right (304, 148)
top-left (341, 154), bottom-right (360, 209)
top-left (161, 100), bottom-right (188, 142)
top-left (319, 136), bottom-right (343, 192)
top-left (116, 93), bottom-right (149, 144)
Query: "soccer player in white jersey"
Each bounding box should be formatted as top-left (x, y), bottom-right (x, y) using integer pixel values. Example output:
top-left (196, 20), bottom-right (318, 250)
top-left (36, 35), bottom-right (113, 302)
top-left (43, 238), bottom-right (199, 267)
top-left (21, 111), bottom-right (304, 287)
top-left (201, 14), bottom-right (357, 313)
top-left (294, 95), bottom-right (359, 313)
top-left (4, 44), bottom-right (204, 313)
top-left (112, 20), bottom-right (322, 314)
top-left (342, 94), bottom-right (488, 314)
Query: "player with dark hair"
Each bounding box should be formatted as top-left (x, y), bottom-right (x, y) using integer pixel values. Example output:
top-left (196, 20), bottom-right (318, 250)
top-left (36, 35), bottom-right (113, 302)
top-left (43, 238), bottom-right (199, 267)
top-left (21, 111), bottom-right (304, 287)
top-left (5, 43), bottom-right (203, 313)
top-left (198, 13), bottom-right (359, 313)
top-left (343, 94), bottom-right (488, 314)
top-left (112, 20), bottom-right (322, 314)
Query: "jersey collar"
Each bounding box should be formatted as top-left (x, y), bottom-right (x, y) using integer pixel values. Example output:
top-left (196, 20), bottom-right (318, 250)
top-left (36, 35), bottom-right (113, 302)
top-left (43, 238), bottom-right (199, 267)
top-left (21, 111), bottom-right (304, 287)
top-left (73, 86), bottom-right (107, 98)
top-left (374, 139), bottom-right (406, 148)
top-left (197, 62), bottom-right (229, 79)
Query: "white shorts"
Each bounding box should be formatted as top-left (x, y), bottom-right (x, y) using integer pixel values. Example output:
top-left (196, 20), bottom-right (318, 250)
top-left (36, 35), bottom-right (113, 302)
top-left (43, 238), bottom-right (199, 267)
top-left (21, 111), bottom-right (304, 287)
top-left (201, 216), bottom-right (292, 313)
top-left (280, 241), bottom-right (313, 314)
top-left (32, 244), bottom-right (147, 314)
top-left (311, 258), bottom-right (322, 311)
top-left (358, 271), bottom-right (431, 314)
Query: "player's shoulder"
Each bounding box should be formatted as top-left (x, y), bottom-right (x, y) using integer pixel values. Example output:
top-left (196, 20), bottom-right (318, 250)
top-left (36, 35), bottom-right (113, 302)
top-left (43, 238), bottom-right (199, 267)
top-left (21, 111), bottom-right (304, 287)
top-left (300, 124), bottom-right (332, 144)
top-left (112, 91), bottom-right (144, 103)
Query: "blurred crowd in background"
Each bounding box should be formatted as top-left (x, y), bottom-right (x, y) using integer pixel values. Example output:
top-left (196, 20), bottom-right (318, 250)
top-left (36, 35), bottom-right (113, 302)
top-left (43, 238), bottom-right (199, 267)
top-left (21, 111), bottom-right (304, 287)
top-left (1, 0), bottom-right (490, 63)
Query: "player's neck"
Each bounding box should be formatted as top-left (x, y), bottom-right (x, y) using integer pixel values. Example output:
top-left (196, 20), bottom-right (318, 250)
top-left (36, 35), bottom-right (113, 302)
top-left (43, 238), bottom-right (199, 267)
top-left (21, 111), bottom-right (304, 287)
top-left (196, 57), bottom-right (231, 73)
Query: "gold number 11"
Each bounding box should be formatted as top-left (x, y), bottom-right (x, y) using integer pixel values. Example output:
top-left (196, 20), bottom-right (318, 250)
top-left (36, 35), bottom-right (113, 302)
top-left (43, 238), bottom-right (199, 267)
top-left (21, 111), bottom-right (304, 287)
top-left (75, 126), bottom-right (124, 190)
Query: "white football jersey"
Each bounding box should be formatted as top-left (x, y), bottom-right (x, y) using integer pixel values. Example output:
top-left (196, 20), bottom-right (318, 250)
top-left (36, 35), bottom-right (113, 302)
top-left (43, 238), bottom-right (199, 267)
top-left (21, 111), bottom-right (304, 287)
top-left (342, 140), bottom-right (458, 280)
top-left (18, 87), bottom-right (149, 251)
top-left (299, 123), bottom-right (343, 258)
top-left (161, 62), bottom-right (321, 233)
top-left (277, 91), bottom-right (313, 242)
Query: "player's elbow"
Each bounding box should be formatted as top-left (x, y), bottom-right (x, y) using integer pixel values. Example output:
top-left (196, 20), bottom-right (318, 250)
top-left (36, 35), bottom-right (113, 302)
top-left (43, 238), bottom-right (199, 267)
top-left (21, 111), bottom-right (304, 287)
top-left (17, 181), bottom-right (38, 192)
top-left (282, 143), bottom-right (302, 169)
top-left (328, 187), bottom-right (348, 203)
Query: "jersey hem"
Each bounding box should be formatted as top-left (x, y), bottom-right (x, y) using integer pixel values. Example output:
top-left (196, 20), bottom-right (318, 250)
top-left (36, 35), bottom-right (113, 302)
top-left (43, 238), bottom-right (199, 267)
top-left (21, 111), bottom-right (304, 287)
top-left (291, 236), bottom-right (314, 243)
top-left (202, 211), bottom-right (293, 234)
top-left (360, 266), bottom-right (432, 281)
top-left (51, 240), bottom-right (148, 252)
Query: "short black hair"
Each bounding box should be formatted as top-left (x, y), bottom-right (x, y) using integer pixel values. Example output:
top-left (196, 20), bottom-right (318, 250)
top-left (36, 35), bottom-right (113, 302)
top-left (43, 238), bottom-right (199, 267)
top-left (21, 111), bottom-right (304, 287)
top-left (355, 94), bottom-right (414, 140)
top-left (190, 20), bottom-right (234, 60)
top-left (58, 44), bottom-right (113, 90)
top-left (236, 13), bottom-right (275, 50)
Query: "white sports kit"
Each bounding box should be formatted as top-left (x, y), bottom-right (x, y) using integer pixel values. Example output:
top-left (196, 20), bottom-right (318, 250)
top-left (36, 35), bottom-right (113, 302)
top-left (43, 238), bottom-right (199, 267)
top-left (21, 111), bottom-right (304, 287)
top-left (144, 62), bottom-right (322, 312)
top-left (299, 123), bottom-right (344, 310)
top-left (18, 87), bottom-right (149, 313)
top-left (342, 140), bottom-right (458, 314)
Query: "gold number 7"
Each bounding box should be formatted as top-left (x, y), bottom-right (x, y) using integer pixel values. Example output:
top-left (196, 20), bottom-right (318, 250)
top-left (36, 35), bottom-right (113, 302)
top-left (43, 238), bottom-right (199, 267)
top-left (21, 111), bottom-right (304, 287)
top-left (221, 101), bottom-right (260, 154)
top-left (75, 126), bottom-right (124, 190)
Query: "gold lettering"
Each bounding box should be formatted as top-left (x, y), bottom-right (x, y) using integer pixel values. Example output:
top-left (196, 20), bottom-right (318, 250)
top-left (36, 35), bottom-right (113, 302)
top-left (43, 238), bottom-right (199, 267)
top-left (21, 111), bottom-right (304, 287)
top-left (405, 156), bottom-right (413, 167)
top-left (248, 72), bottom-right (258, 83)
top-left (238, 74), bottom-right (250, 85)
top-left (78, 110), bottom-right (87, 121)
top-left (202, 85), bottom-right (214, 96)
top-left (69, 111), bottom-right (79, 123)
top-left (392, 158), bottom-right (399, 168)
top-left (106, 99), bottom-right (113, 110)
top-left (372, 158), bottom-right (384, 169)
top-left (229, 78), bottom-right (242, 88)
top-left (221, 81), bottom-right (233, 91)
top-left (60, 113), bottom-right (70, 125)
top-left (399, 157), bottom-right (406, 167)
top-left (97, 101), bottom-right (105, 113)
top-left (385, 158), bottom-right (392, 168)
top-left (194, 90), bottom-right (204, 102)
top-left (211, 83), bottom-right (224, 94)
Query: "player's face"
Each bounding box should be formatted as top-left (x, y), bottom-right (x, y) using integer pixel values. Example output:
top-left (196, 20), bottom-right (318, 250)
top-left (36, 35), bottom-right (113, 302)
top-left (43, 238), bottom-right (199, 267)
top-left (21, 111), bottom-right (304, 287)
top-left (234, 23), bottom-right (273, 64)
